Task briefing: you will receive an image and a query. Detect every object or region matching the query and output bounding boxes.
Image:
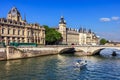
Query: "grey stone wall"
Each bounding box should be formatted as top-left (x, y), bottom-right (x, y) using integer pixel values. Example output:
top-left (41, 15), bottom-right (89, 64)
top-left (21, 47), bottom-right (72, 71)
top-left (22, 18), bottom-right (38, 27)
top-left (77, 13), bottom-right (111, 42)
top-left (1, 46), bottom-right (58, 60)
top-left (0, 48), bottom-right (6, 60)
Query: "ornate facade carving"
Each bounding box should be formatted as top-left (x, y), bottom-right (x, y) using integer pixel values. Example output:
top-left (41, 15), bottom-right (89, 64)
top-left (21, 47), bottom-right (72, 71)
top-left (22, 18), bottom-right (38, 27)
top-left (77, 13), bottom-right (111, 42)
top-left (0, 7), bottom-right (45, 45)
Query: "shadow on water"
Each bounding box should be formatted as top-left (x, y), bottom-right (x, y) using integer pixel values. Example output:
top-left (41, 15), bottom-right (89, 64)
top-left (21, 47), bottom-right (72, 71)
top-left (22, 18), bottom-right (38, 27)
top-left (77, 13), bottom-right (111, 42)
top-left (99, 48), bottom-right (120, 59)
top-left (59, 48), bottom-right (75, 54)
top-left (60, 53), bottom-right (75, 57)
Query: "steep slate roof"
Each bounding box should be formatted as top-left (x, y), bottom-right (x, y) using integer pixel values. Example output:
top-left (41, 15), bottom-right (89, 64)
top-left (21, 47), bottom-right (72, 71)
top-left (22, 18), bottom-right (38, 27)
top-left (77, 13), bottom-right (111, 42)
top-left (8, 7), bottom-right (21, 15)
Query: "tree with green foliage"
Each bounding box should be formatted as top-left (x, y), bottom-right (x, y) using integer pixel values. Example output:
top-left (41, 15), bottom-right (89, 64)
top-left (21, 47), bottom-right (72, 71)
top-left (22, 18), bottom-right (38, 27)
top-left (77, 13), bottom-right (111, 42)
top-left (43, 25), bottom-right (62, 45)
top-left (100, 38), bottom-right (108, 45)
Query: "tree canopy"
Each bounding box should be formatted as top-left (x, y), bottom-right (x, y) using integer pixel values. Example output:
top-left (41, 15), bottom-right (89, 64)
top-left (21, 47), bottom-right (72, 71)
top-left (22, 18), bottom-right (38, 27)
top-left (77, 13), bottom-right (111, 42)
top-left (100, 38), bottom-right (108, 45)
top-left (43, 25), bottom-right (62, 45)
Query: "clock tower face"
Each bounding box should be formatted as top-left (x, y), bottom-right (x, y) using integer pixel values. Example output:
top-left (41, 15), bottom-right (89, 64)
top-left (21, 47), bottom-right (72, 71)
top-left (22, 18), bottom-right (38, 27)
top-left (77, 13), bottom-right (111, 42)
top-left (7, 7), bottom-right (22, 21)
top-left (11, 9), bottom-right (17, 17)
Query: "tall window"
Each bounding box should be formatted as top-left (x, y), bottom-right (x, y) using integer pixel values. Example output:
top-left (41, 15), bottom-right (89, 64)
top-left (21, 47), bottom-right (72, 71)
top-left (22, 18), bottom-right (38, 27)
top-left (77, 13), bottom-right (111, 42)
top-left (22, 38), bottom-right (24, 43)
top-left (17, 16), bottom-right (20, 21)
top-left (13, 29), bottom-right (15, 35)
top-left (22, 30), bottom-right (24, 35)
top-left (8, 28), bottom-right (10, 34)
top-left (2, 28), bottom-right (4, 34)
top-left (18, 30), bottom-right (20, 35)
top-left (28, 31), bottom-right (29, 36)
top-left (13, 37), bottom-right (15, 42)
top-left (28, 39), bottom-right (29, 43)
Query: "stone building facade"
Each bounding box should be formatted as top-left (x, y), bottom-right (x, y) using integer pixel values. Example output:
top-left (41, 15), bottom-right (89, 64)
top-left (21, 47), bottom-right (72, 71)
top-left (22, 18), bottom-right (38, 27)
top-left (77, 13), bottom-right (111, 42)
top-left (0, 7), bottom-right (45, 45)
top-left (58, 16), bottom-right (99, 45)
top-left (67, 28), bottom-right (79, 45)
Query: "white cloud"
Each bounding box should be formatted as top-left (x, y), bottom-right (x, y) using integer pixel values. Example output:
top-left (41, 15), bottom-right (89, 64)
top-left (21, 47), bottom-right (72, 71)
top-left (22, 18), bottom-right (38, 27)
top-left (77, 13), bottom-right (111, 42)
top-left (100, 18), bottom-right (111, 22)
top-left (111, 16), bottom-right (120, 21)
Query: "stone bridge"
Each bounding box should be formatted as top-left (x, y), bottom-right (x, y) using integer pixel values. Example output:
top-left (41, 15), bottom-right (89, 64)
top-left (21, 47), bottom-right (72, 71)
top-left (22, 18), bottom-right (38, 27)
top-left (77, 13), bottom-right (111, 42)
top-left (56, 45), bottom-right (120, 55)
top-left (0, 45), bottom-right (120, 60)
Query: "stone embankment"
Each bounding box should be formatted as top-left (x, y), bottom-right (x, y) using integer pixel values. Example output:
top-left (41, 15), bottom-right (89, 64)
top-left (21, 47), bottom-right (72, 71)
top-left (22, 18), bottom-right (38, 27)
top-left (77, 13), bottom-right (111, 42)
top-left (0, 46), bottom-right (58, 60)
top-left (0, 48), bottom-right (6, 60)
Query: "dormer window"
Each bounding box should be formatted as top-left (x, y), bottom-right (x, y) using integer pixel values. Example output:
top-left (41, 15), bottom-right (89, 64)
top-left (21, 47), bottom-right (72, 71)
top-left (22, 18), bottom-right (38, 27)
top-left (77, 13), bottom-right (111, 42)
top-left (7, 7), bottom-right (21, 21)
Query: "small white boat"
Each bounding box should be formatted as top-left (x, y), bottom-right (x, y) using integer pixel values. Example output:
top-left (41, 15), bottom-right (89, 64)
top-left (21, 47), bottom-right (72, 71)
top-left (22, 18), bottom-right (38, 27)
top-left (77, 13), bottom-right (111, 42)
top-left (74, 60), bottom-right (87, 69)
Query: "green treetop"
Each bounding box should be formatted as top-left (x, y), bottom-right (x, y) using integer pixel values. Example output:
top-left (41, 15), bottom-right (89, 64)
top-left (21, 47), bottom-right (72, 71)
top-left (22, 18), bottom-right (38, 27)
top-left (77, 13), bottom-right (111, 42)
top-left (43, 25), bottom-right (62, 45)
top-left (100, 38), bottom-right (108, 45)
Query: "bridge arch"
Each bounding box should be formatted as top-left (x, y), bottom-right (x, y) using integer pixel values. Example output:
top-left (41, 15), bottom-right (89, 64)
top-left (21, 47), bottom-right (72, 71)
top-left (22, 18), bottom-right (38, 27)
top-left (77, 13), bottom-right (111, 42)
top-left (59, 48), bottom-right (76, 54)
top-left (92, 48), bottom-right (105, 55)
top-left (92, 47), bottom-right (120, 55)
top-left (57, 46), bottom-right (120, 55)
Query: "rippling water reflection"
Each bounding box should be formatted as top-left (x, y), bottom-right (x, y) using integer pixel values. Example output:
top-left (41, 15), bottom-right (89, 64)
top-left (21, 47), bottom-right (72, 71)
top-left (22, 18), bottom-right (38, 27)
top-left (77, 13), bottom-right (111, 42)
top-left (100, 48), bottom-right (120, 58)
top-left (0, 53), bottom-right (120, 80)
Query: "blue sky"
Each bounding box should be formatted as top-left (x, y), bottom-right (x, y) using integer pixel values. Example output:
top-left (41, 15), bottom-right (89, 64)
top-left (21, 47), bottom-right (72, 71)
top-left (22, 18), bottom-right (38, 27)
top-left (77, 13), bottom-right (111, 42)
top-left (0, 0), bottom-right (120, 41)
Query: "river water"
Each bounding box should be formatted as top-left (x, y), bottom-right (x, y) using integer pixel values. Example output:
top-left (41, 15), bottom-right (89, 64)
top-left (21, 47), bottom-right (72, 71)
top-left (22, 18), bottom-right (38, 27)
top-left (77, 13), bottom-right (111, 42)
top-left (0, 49), bottom-right (120, 80)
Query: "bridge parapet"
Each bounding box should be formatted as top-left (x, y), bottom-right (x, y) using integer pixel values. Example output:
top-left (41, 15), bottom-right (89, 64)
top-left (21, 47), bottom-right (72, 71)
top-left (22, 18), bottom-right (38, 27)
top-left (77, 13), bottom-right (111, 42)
top-left (74, 46), bottom-right (120, 55)
top-left (39, 45), bottom-right (120, 54)
top-left (18, 45), bottom-right (120, 55)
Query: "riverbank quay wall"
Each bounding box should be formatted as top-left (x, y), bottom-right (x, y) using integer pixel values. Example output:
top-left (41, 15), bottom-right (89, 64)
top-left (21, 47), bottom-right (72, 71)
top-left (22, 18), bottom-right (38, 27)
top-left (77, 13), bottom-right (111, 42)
top-left (0, 46), bottom-right (58, 60)
top-left (0, 48), bottom-right (6, 60)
